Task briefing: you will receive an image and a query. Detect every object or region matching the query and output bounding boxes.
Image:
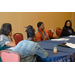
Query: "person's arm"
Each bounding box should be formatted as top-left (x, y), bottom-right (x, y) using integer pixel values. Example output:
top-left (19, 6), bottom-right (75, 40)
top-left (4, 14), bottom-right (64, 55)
top-left (5, 35), bottom-right (16, 47)
top-left (50, 28), bottom-right (54, 34)
top-left (35, 43), bottom-right (48, 58)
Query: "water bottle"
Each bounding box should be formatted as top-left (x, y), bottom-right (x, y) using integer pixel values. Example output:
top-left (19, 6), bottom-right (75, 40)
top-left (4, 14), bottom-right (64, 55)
top-left (53, 45), bottom-right (57, 53)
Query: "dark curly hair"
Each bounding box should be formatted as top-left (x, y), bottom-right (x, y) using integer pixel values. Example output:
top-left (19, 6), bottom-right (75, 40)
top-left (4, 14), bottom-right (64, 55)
top-left (25, 25), bottom-right (35, 38)
top-left (37, 22), bottom-right (43, 28)
top-left (0, 23), bottom-right (12, 36)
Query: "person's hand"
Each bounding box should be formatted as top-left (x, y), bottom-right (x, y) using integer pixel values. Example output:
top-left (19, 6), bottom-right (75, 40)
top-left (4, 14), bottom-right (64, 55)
top-left (10, 35), bottom-right (14, 39)
top-left (44, 34), bottom-right (48, 40)
top-left (9, 31), bottom-right (12, 37)
top-left (10, 35), bottom-right (13, 39)
top-left (50, 28), bottom-right (54, 33)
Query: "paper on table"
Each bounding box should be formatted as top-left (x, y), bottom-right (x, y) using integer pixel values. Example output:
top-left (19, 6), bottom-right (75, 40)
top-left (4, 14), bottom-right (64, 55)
top-left (51, 38), bottom-right (69, 41)
top-left (66, 43), bottom-right (75, 48)
top-left (69, 35), bottom-right (75, 37)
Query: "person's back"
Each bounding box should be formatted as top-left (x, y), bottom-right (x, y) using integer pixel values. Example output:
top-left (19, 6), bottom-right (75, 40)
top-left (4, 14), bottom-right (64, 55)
top-left (11, 25), bottom-right (48, 62)
top-left (12, 40), bottom-right (36, 62)
top-left (12, 39), bottom-right (48, 62)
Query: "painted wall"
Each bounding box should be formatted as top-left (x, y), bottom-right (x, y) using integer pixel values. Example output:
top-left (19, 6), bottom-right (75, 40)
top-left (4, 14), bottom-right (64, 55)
top-left (0, 12), bottom-right (75, 39)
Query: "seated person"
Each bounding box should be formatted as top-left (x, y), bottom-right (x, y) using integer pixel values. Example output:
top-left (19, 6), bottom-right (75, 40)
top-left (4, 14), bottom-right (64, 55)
top-left (36, 22), bottom-right (54, 41)
top-left (0, 23), bottom-right (16, 49)
top-left (61, 20), bottom-right (75, 37)
top-left (11, 25), bottom-right (48, 62)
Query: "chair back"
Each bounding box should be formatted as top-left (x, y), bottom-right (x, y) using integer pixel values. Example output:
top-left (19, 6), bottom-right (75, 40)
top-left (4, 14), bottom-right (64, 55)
top-left (13, 33), bottom-right (23, 45)
top-left (56, 27), bottom-right (62, 37)
top-left (48, 30), bottom-right (53, 39)
top-left (0, 50), bottom-right (20, 62)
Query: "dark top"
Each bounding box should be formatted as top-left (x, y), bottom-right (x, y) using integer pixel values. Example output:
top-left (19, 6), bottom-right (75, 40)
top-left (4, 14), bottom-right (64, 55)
top-left (61, 27), bottom-right (75, 37)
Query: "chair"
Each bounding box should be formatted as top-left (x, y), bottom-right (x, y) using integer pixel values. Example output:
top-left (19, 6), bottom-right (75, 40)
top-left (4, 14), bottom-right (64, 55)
top-left (0, 50), bottom-right (20, 62)
top-left (48, 30), bottom-right (53, 39)
top-left (56, 27), bottom-right (62, 37)
top-left (13, 33), bottom-right (23, 45)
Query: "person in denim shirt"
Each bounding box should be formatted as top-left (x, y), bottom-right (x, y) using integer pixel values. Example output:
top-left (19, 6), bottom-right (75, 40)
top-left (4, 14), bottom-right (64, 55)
top-left (11, 25), bottom-right (48, 62)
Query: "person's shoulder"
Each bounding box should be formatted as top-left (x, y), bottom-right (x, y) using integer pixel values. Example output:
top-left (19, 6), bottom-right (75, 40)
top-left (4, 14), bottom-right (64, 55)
top-left (63, 27), bottom-right (67, 30)
top-left (71, 27), bottom-right (73, 30)
top-left (28, 41), bottom-right (39, 46)
top-left (63, 27), bottom-right (65, 29)
top-left (36, 31), bottom-right (41, 36)
top-left (0, 34), bottom-right (8, 39)
top-left (62, 27), bottom-right (68, 33)
top-left (0, 34), bottom-right (6, 37)
top-left (44, 29), bottom-right (49, 33)
top-left (44, 29), bottom-right (48, 32)
top-left (23, 39), bottom-right (35, 44)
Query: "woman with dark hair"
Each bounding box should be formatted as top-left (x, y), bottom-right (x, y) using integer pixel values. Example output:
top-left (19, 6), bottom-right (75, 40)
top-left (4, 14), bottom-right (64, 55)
top-left (11, 25), bottom-right (48, 62)
top-left (61, 20), bottom-right (75, 37)
top-left (0, 23), bottom-right (16, 48)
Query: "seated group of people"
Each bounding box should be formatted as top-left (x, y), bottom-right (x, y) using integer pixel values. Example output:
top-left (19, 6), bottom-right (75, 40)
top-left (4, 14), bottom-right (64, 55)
top-left (0, 20), bottom-right (75, 62)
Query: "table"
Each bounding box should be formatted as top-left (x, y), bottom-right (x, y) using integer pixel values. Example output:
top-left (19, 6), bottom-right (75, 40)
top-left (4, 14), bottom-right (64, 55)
top-left (37, 36), bottom-right (75, 62)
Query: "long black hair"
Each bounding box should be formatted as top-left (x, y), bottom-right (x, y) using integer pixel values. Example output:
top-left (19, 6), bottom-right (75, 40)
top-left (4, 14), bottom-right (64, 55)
top-left (64, 20), bottom-right (72, 28)
top-left (0, 23), bottom-right (12, 36)
top-left (25, 25), bottom-right (35, 38)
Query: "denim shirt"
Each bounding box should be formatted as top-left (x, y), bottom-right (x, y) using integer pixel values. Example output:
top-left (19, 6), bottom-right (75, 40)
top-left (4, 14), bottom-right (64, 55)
top-left (12, 40), bottom-right (48, 62)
